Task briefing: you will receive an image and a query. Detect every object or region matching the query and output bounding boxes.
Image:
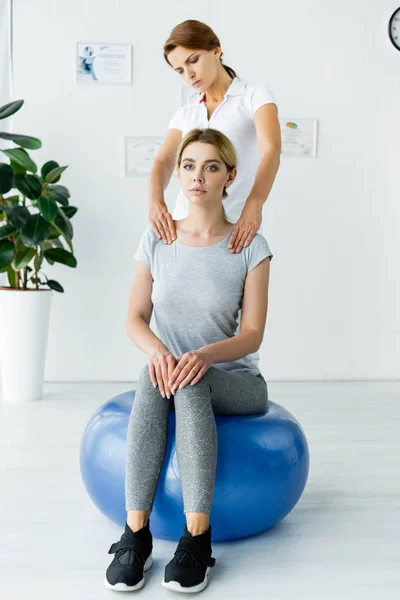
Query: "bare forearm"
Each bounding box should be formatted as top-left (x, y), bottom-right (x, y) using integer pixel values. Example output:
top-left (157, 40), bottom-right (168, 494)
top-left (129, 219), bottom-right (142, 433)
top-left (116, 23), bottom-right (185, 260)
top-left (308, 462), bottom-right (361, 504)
top-left (126, 316), bottom-right (168, 357)
top-left (147, 159), bottom-right (173, 204)
top-left (199, 330), bottom-right (262, 365)
top-left (247, 148), bottom-right (280, 208)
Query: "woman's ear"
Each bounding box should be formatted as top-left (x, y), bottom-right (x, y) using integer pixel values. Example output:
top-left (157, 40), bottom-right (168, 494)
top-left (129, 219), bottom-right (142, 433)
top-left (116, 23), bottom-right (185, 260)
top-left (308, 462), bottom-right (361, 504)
top-left (214, 47), bottom-right (222, 61)
top-left (225, 167), bottom-right (237, 189)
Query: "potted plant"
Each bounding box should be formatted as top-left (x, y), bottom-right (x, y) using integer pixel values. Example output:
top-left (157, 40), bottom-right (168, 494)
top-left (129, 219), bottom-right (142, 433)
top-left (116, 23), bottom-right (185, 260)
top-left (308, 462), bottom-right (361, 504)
top-left (0, 99), bottom-right (78, 404)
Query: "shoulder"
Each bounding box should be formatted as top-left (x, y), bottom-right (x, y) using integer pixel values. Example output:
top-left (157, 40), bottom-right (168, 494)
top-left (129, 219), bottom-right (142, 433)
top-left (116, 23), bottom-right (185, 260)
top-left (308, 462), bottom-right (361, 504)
top-left (136, 224), bottom-right (163, 255)
top-left (134, 224), bottom-right (164, 268)
top-left (168, 100), bottom-right (200, 129)
top-left (243, 232), bottom-right (273, 273)
top-left (247, 232), bottom-right (272, 252)
top-left (141, 223), bottom-right (161, 246)
top-left (244, 82), bottom-right (275, 97)
top-left (242, 83), bottom-right (276, 116)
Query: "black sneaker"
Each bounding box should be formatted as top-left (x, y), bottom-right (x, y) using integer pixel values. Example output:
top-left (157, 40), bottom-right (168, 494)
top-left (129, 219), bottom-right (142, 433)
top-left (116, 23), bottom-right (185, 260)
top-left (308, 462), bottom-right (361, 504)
top-left (162, 524), bottom-right (216, 593)
top-left (104, 520), bottom-right (153, 591)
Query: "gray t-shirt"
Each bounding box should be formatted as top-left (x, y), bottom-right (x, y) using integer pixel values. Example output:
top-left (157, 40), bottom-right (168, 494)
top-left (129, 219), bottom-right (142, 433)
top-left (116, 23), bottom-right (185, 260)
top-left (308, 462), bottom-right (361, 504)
top-left (134, 224), bottom-right (273, 375)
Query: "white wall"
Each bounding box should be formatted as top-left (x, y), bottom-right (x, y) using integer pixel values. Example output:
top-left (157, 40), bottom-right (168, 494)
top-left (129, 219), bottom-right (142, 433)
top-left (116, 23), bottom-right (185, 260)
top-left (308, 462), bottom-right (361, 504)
top-left (0, 0), bottom-right (13, 290)
top-left (10, 0), bottom-right (399, 381)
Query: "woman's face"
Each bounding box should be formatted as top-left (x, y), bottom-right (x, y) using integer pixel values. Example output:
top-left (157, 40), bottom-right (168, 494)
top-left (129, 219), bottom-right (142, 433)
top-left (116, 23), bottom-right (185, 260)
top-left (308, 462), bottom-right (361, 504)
top-left (167, 46), bottom-right (221, 91)
top-left (177, 141), bottom-right (236, 206)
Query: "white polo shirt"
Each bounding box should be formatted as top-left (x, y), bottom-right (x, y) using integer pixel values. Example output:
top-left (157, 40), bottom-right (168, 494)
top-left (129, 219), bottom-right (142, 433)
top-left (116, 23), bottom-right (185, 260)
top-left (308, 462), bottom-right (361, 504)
top-left (168, 76), bottom-right (278, 225)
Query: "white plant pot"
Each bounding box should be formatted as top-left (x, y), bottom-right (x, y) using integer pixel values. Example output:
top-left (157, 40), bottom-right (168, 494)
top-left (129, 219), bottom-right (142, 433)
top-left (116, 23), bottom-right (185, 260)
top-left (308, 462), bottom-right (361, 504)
top-left (0, 288), bottom-right (53, 403)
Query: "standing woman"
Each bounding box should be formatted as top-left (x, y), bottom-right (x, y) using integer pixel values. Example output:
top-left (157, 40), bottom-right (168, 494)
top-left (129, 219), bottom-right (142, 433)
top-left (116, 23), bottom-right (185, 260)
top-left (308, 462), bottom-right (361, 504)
top-left (148, 19), bottom-right (281, 253)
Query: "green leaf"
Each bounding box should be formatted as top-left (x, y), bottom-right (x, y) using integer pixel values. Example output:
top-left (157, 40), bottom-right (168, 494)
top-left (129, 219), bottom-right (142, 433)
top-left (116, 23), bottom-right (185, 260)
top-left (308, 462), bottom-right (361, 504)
top-left (14, 244), bottom-right (36, 269)
top-left (45, 165), bottom-right (68, 183)
top-left (1, 204), bottom-right (30, 228)
top-left (43, 247), bottom-right (77, 268)
top-left (20, 214), bottom-right (50, 248)
top-left (9, 159), bottom-right (26, 175)
top-left (40, 241), bottom-right (55, 264)
top-left (49, 184), bottom-right (70, 200)
top-left (6, 265), bottom-right (16, 287)
top-left (55, 209), bottom-right (73, 239)
top-left (40, 240), bottom-right (53, 251)
top-left (51, 237), bottom-right (64, 249)
top-left (0, 223), bottom-right (18, 240)
top-left (46, 224), bottom-right (60, 240)
top-left (3, 194), bottom-right (21, 205)
top-left (48, 184), bottom-right (70, 206)
top-left (14, 173), bottom-right (43, 199)
top-left (0, 99), bottom-right (24, 120)
top-left (50, 209), bottom-right (74, 252)
top-left (0, 133), bottom-right (42, 150)
top-left (0, 163), bottom-right (14, 194)
top-left (34, 253), bottom-right (43, 271)
top-left (41, 160), bottom-right (59, 180)
top-left (0, 239), bottom-right (14, 269)
top-left (38, 193), bottom-right (58, 221)
top-left (2, 148), bottom-right (37, 173)
top-left (46, 279), bottom-right (64, 293)
top-left (50, 192), bottom-right (68, 206)
top-left (61, 205), bottom-right (77, 219)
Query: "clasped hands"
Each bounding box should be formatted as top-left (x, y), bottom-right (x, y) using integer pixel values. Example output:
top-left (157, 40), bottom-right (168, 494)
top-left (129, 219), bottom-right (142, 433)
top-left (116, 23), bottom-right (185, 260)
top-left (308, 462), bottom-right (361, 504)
top-left (148, 348), bottom-right (212, 399)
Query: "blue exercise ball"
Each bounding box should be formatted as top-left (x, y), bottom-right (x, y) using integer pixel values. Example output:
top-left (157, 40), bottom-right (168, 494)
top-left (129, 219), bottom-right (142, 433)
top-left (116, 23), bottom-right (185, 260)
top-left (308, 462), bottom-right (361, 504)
top-left (80, 390), bottom-right (309, 542)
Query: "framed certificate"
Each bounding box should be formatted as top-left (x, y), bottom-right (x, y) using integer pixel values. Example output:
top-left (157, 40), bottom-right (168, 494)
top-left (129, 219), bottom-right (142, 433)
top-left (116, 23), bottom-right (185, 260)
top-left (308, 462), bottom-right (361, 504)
top-left (279, 118), bottom-right (319, 157)
top-left (125, 137), bottom-right (164, 176)
top-left (77, 43), bottom-right (132, 84)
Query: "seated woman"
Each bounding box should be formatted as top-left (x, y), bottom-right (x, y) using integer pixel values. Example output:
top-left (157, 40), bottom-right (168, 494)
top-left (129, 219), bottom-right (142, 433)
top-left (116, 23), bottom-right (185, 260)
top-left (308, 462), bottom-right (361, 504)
top-left (105, 128), bottom-right (273, 594)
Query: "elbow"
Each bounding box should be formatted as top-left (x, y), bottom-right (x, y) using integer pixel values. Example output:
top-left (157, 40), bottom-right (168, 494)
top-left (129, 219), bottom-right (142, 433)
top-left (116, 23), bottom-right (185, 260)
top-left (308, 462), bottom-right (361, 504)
top-left (125, 314), bottom-right (138, 336)
top-left (243, 328), bottom-right (264, 352)
top-left (254, 336), bottom-right (264, 353)
top-left (267, 145), bottom-right (281, 161)
top-left (253, 327), bottom-right (265, 352)
top-left (272, 146), bottom-right (281, 165)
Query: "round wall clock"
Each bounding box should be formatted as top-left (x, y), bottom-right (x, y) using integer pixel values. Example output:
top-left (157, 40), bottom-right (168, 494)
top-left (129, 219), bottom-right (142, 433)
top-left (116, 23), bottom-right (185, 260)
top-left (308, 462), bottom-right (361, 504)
top-left (389, 8), bottom-right (400, 50)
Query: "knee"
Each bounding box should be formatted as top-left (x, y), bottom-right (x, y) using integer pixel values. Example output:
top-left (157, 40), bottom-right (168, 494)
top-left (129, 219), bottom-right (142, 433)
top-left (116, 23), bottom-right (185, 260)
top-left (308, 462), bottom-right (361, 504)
top-left (134, 364), bottom-right (168, 408)
top-left (173, 377), bottom-right (211, 402)
top-left (137, 365), bottom-right (161, 399)
top-left (138, 364), bottom-right (152, 387)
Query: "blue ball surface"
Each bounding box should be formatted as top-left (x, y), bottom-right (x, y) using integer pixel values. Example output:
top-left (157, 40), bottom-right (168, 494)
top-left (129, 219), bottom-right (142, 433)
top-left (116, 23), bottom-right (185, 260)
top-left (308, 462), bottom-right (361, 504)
top-left (80, 390), bottom-right (309, 541)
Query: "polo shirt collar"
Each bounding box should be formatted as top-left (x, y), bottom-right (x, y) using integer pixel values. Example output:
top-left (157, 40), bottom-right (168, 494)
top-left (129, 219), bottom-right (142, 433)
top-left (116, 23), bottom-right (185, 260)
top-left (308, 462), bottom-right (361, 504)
top-left (189, 76), bottom-right (246, 106)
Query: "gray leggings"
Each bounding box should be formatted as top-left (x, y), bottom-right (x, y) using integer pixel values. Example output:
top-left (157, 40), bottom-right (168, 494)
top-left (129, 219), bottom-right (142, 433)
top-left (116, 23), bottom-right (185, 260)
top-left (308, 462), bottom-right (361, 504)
top-left (125, 365), bottom-right (268, 515)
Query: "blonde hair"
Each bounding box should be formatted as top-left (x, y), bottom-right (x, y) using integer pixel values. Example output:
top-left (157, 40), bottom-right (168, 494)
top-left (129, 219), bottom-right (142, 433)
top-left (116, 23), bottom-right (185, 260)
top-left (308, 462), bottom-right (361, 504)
top-left (176, 128), bottom-right (236, 200)
top-left (163, 20), bottom-right (237, 79)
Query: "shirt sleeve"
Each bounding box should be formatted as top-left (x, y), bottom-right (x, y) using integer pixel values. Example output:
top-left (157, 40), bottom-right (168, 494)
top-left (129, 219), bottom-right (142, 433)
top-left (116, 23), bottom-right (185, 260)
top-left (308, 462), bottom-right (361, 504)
top-left (250, 84), bottom-right (277, 117)
top-left (133, 224), bottom-right (155, 270)
top-left (244, 233), bottom-right (273, 274)
top-left (168, 106), bottom-right (184, 131)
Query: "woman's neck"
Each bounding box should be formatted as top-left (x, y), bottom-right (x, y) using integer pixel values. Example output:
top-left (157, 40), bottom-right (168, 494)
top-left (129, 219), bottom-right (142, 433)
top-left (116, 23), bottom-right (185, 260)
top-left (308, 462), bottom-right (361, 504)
top-left (203, 68), bottom-right (234, 104)
top-left (177, 206), bottom-right (231, 237)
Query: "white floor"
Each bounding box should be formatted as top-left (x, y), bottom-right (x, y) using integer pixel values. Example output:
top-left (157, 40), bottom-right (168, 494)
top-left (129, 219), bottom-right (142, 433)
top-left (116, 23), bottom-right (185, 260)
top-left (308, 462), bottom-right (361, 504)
top-left (0, 381), bottom-right (399, 599)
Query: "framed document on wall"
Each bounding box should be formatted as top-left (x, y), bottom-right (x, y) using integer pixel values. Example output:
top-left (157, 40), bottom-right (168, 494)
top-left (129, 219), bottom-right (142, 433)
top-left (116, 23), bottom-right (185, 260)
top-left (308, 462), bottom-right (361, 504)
top-left (279, 118), bottom-right (319, 157)
top-left (77, 43), bottom-right (132, 84)
top-left (125, 137), bottom-right (164, 176)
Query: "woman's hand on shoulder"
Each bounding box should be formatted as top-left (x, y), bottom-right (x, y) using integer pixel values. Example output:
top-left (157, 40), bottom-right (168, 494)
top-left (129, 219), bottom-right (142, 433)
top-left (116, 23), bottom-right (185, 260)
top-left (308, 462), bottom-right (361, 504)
top-left (168, 350), bottom-right (213, 392)
top-left (148, 347), bottom-right (177, 399)
top-left (149, 200), bottom-right (177, 245)
top-left (228, 197), bottom-right (263, 253)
